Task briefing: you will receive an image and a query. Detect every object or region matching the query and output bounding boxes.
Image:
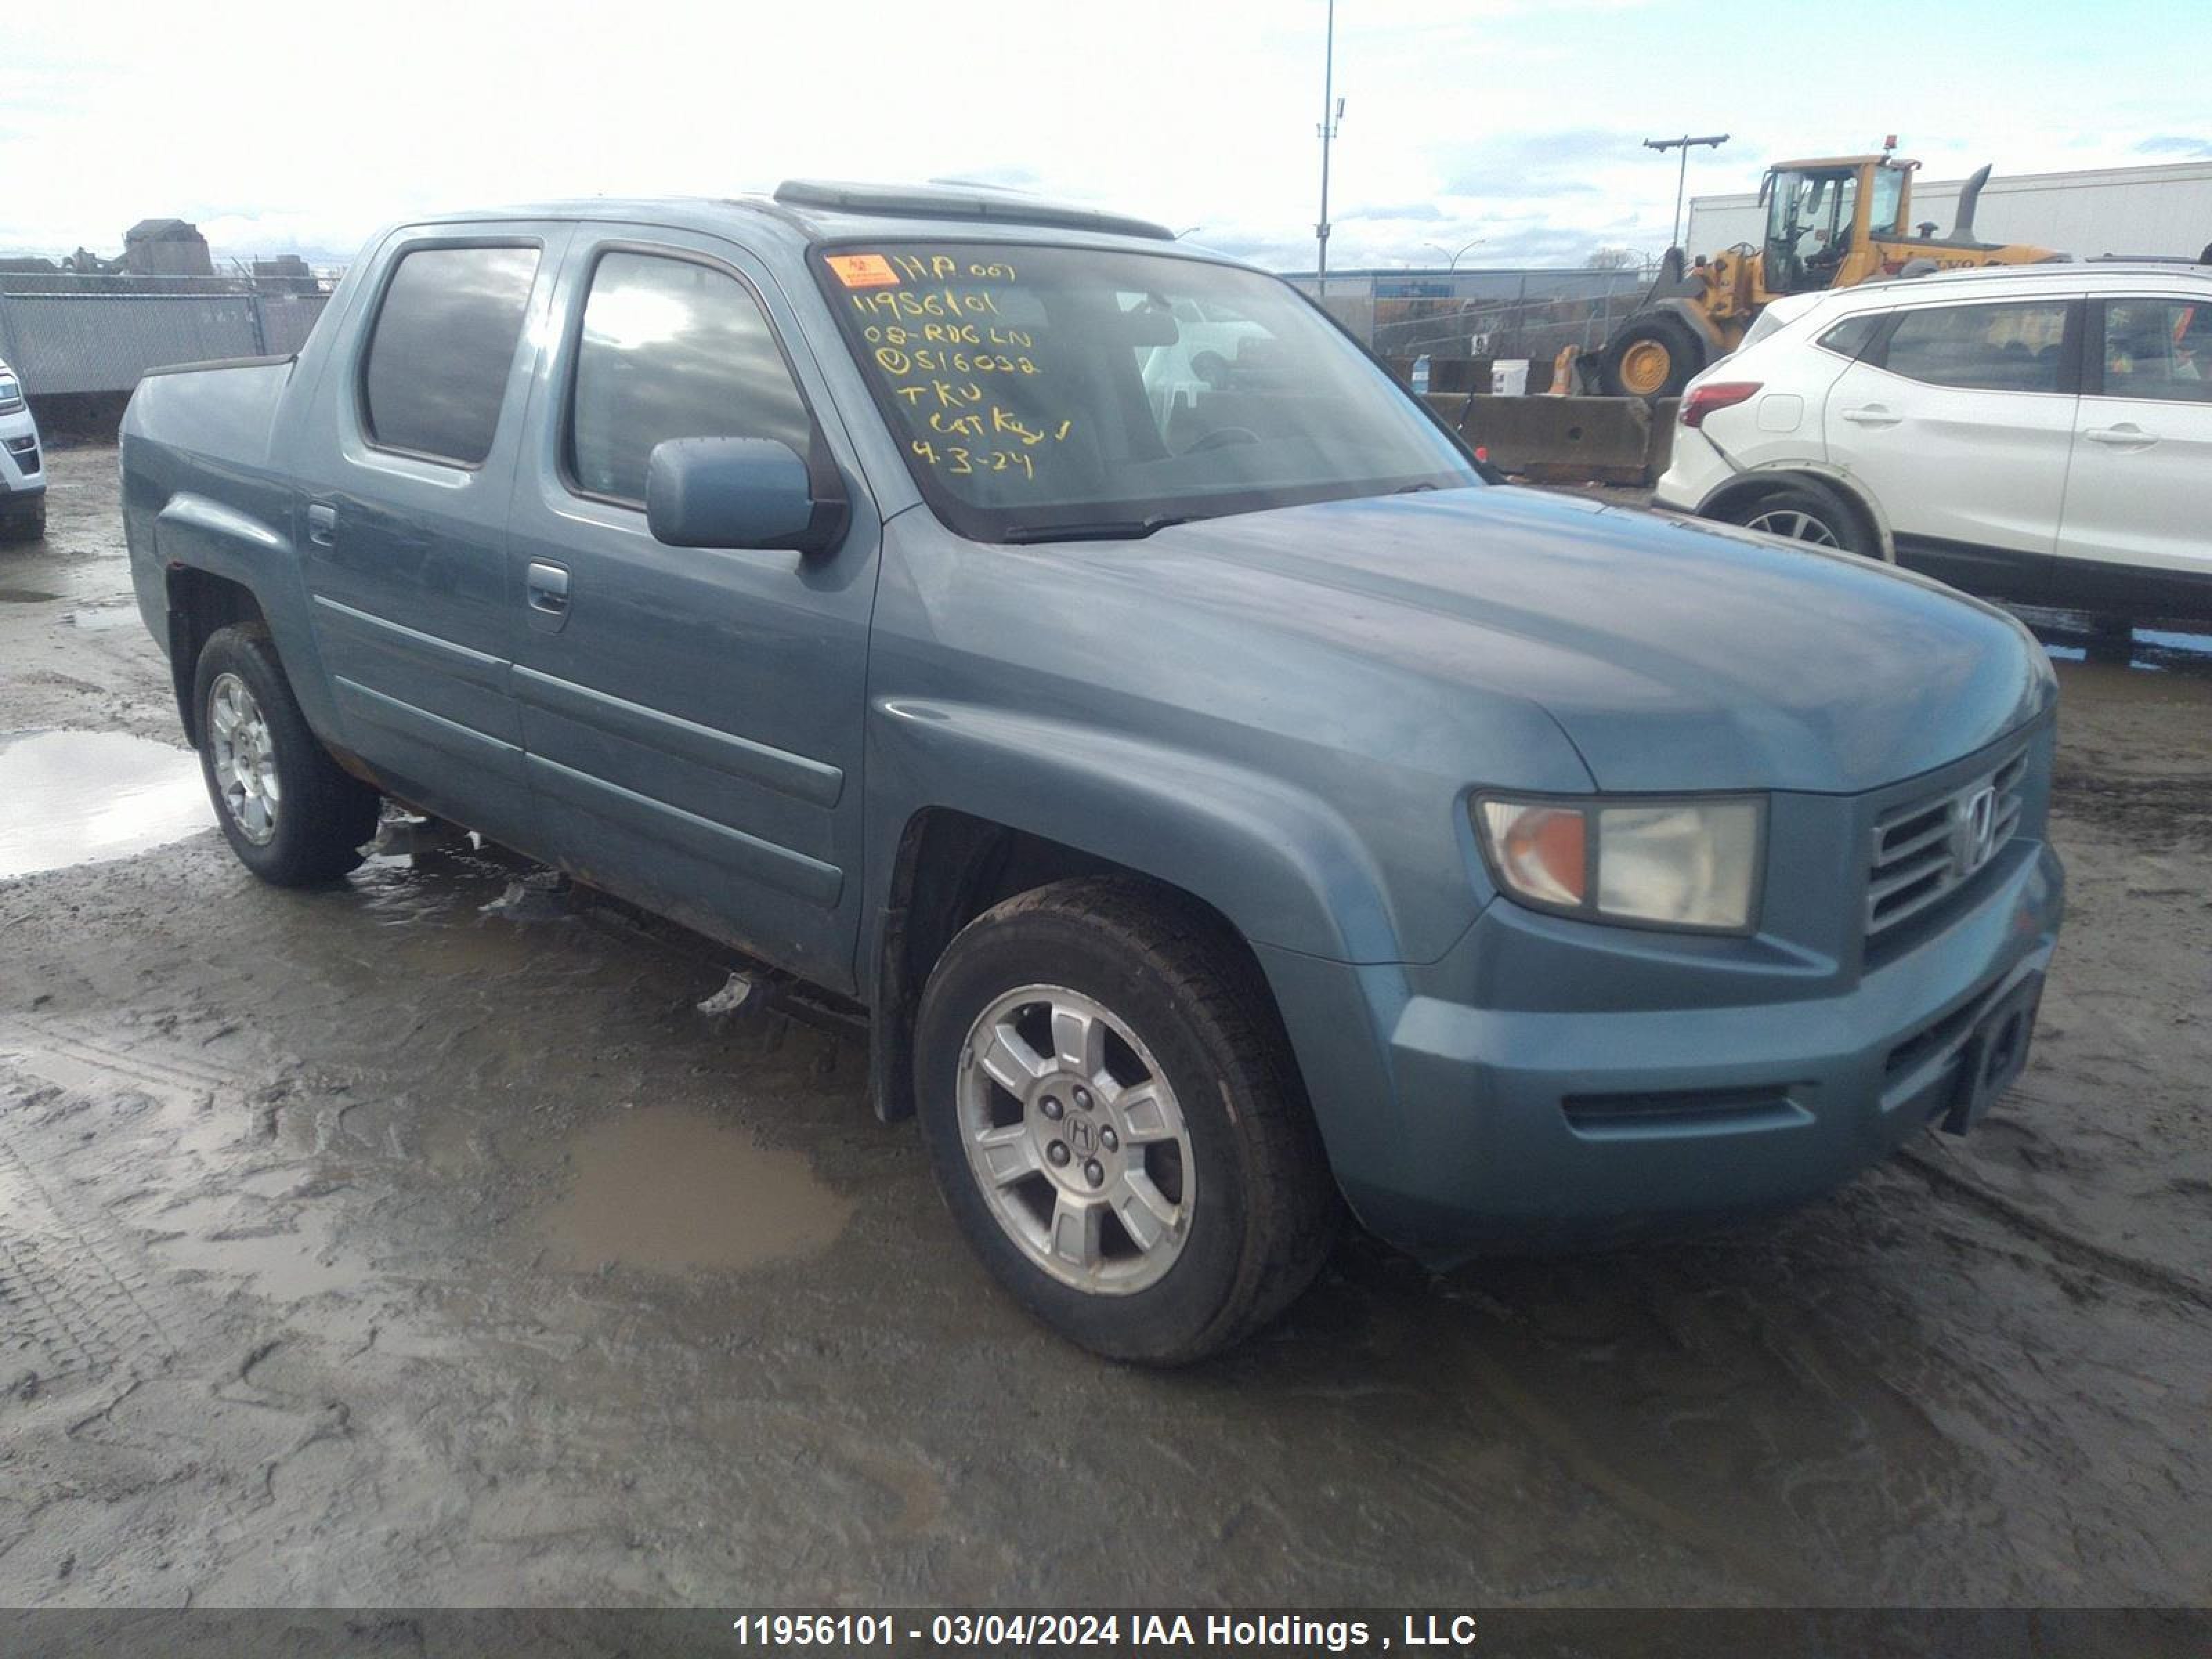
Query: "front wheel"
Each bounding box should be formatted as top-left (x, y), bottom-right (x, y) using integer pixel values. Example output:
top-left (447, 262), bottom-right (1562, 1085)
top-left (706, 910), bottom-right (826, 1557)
top-left (914, 877), bottom-right (1340, 1364)
top-left (193, 624), bottom-right (380, 885)
top-left (1600, 315), bottom-right (1701, 399)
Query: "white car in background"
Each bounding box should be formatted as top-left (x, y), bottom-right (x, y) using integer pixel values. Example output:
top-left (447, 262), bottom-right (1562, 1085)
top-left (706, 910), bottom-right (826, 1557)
top-left (1654, 262), bottom-right (2212, 625)
top-left (0, 357), bottom-right (45, 543)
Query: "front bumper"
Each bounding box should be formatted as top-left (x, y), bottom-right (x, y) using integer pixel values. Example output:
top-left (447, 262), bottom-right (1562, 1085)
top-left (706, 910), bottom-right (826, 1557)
top-left (1, 408), bottom-right (44, 503)
top-left (1259, 827), bottom-right (2063, 1267)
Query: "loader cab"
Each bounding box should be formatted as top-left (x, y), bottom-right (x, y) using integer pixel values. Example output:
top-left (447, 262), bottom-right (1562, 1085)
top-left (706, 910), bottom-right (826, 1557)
top-left (1759, 158), bottom-right (1913, 296)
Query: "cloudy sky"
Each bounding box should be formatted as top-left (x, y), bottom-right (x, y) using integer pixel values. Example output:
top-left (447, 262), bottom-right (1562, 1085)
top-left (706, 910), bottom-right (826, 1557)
top-left (6, 0), bottom-right (2206, 272)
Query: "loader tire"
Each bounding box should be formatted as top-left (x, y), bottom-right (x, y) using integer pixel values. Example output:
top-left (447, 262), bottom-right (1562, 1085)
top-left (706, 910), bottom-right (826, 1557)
top-left (1600, 314), bottom-right (1703, 400)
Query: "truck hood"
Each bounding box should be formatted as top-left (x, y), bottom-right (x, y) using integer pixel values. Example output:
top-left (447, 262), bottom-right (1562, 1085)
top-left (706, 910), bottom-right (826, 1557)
top-left (1114, 485), bottom-right (2052, 794)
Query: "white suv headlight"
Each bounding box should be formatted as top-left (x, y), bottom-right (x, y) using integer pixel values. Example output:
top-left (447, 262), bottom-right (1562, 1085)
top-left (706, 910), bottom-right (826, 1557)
top-left (0, 373), bottom-right (22, 407)
top-left (1475, 795), bottom-right (1764, 932)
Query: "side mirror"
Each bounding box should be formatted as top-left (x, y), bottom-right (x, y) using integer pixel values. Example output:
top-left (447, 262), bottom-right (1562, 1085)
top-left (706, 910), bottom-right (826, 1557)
top-left (644, 436), bottom-right (847, 554)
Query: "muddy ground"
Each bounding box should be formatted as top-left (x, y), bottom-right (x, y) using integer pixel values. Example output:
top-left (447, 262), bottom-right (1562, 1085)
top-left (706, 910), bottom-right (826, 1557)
top-left (1, 443), bottom-right (2207, 1610)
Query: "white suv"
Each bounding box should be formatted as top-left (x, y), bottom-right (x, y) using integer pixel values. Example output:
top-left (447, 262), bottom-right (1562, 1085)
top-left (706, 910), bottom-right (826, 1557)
top-left (1653, 262), bottom-right (2212, 624)
top-left (0, 357), bottom-right (44, 544)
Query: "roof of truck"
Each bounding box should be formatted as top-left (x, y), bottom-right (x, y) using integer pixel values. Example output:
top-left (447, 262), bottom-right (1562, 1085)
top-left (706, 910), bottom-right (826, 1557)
top-left (397, 182), bottom-right (1194, 259)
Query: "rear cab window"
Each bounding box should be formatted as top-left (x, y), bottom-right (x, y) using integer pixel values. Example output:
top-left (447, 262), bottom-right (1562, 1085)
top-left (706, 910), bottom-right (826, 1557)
top-left (359, 245), bottom-right (541, 466)
top-left (812, 241), bottom-right (1477, 543)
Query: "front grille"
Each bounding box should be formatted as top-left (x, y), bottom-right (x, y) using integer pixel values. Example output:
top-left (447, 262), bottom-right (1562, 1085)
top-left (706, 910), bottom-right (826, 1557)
top-left (3, 435), bottom-right (38, 475)
top-left (1865, 746), bottom-right (2028, 941)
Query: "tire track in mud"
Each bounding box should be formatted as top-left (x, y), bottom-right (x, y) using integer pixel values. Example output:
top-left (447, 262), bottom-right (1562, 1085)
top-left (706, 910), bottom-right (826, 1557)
top-left (1895, 1141), bottom-right (2212, 1314)
top-left (0, 1132), bottom-right (174, 1384)
top-left (0, 1017), bottom-right (243, 1383)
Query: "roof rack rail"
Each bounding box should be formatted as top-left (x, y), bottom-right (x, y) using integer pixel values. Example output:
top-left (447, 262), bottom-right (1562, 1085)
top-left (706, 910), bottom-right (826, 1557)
top-left (772, 180), bottom-right (1174, 241)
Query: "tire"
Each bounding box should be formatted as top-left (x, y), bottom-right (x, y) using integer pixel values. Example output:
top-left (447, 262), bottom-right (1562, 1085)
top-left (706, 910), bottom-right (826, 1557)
top-left (192, 623), bottom-right (379, 885)
top-left (914, 876), bottom-right (1341, 1365)
top-left (1599, 314), bottom-right (1702, 400)
top-left (1720, 481), bottom-right (1875, 556)
top-left (0, 500), bottom-right (44, 544)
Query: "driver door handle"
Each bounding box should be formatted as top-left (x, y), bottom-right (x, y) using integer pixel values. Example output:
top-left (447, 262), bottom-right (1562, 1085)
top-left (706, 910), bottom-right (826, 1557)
top-left (525, 561), bottom-right (571, 632)
top-left (2084, 424), bottom-right (2157, 449)
top-left (1839, 405), bottom-right (1902, 427)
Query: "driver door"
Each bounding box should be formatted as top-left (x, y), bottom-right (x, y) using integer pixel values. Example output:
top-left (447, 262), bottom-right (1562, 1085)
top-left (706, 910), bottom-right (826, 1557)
top-left (505, 227), bottom-right (883, 992)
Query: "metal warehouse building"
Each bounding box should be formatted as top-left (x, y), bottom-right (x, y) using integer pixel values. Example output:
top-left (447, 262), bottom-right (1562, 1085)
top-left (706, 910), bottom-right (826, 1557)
top-left (1687, 158), bottom-right (2212, 261)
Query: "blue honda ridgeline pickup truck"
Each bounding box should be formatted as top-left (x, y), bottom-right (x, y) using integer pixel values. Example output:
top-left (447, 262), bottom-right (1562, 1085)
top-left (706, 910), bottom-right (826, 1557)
top-left (120, 183), bottom-right (2063, 1362)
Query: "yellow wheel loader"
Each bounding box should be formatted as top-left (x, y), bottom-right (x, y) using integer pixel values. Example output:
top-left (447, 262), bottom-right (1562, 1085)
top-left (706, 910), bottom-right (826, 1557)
top-left (1583, 149), bottom-right (2056, 398)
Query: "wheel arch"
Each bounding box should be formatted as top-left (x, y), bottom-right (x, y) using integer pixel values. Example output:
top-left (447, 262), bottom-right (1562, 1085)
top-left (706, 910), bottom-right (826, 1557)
top-left (165, 564), bottom-right (270, 746)
top-left (153, 491), bottom-right (350, 752)
top-left (865, 804), bottom-right (1324, 1127)
top-left (1699, 465), bottom-right (1895, 561)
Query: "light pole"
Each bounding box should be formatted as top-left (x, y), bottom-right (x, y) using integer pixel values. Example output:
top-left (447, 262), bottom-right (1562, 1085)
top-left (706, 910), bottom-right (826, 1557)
top-left (1423, 238), bottom-right (1485, 270)
top-left (1643, 132), bottom-right (1729, 254)
top-left (1315, 0), bottom-right (1344, 279)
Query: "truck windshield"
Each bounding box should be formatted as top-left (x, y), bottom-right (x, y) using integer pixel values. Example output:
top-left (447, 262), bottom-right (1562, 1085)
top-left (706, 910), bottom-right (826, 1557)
top-left (814, 242), bottom-right (1479, 543)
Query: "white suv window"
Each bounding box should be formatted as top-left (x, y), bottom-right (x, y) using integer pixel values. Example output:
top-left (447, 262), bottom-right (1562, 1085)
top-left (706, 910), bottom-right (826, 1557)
top-left (2101, 298), bottom-right (2212, 404)
top-left (1878, 300), bottom-right (2070, 394)
top-left (1816, 314), bottom-right (1882, 359)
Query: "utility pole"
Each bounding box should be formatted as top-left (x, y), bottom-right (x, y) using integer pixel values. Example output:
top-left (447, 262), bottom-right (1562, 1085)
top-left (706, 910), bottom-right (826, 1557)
top-left (1643, 132), bottom-right (1729, 254)
top-left (1316, 0), bottom-right (1344, 279)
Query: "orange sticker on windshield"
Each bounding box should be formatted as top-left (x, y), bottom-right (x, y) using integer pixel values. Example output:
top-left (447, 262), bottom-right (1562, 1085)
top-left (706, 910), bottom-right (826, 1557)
top-left (827, 253), bottom-right (899, 289)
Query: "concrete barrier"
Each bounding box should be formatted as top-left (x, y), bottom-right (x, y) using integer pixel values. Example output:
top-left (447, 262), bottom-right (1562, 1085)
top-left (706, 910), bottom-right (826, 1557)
top-left (1427, 395), bottom-right (1682, 486)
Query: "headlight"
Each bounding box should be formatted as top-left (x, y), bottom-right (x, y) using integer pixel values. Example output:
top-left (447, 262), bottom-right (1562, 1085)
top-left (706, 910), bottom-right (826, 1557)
top-left (0, 373), bottom-right (21, 406)
top-left (1475, 795), bottom-right (1763, 932)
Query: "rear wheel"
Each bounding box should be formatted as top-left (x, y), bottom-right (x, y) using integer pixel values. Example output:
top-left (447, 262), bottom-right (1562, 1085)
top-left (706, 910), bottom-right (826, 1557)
top-left (1721, 482), bottom-right (1874, 556)
top-left (1600, 314), bottom-right (1702, 399)
top-left (193, 624), bottom-right (380, 885)
top-left (914, 877), bottom-right (1340, 1365)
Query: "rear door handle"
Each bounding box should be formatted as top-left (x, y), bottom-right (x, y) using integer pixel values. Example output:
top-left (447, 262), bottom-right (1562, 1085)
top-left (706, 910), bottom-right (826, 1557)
top-left (525, 561), bottom-right (571, 630)
top-left (306, 503), bottom-right (337, 546)
top-left (1839, 405), bottom-right (1901, 427)
top-left (2085, 424), bottom-right (2157, 449)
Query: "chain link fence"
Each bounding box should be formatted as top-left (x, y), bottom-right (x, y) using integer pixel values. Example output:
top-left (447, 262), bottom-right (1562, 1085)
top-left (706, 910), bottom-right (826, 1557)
top-left (0, 275), bottom-right (337, 397)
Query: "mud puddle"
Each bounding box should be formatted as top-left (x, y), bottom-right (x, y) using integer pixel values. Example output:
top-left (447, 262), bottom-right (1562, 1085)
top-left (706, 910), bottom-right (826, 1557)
top-left (61, 601), bottom-right (142, 632)
top-left (150, 1196), bottom-right (366, 1301)
top-left (532, 1105), bottom-right (854, 1275)
top-left (0, 729), bottom-right (210, 879)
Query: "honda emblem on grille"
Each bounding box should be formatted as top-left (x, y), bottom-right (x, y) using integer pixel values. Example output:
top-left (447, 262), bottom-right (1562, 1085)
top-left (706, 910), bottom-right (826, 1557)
top-left (1953, 785), bottom-right (2000, 875)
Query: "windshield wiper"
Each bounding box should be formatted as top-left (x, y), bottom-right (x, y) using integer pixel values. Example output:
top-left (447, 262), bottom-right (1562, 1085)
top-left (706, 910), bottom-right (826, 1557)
top-left (1001, 515), bottom-right (1197, 545)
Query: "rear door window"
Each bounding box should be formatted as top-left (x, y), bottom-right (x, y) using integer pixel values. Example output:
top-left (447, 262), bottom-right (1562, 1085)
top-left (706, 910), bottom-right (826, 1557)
top-left (1873, 300), bottom-right (2071, 393)
top-left (566, 250), bottom-right (813, 507)
top-left (360, 245), bottom-right (541, 465)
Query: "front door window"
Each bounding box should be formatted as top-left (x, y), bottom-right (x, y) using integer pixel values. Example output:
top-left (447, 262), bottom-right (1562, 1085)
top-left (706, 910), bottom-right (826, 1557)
top-left (1765, 169), bottom-right (1860, 295)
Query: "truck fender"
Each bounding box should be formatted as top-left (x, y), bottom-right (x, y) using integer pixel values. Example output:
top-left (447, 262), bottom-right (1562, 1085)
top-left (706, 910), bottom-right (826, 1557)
top-left (153, 492), bottom-right (346, 743)
top-left (861, 698), bottom-right (1414, 971)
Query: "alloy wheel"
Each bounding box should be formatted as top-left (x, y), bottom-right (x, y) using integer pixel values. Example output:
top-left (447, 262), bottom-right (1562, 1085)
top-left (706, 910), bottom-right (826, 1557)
top-left (954, 984), bottom-right (1195, 1295)
top-left (207, 672), bottom-right (281, 844)
top-left (1744, 507), bottom-right (1841, 546)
